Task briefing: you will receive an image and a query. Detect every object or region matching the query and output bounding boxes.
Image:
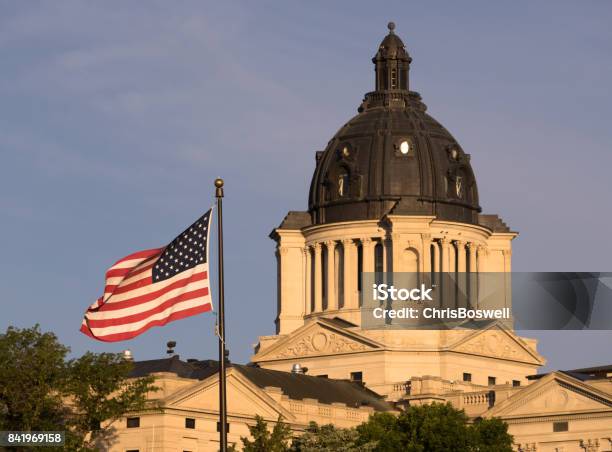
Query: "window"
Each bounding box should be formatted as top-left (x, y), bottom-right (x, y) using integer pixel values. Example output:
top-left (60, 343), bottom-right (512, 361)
top-left (126, 450), bottom-right (139, 452)
top-left (462, 373), bottom-right (472, 382)
top-left (350, 371), bottom-right (363, 382)
top-left (553, 421), bottom-right (568, 432)
top-left (126, 417), bottom-right (140, 428)
top-left (338, 173), bottom-right (350, 197)
top-left (317, 374), bottom-right (328, 378)
top-left (185, 418), bottom-right (195, 429)
top-left (391, 69), bottom-right (397, 89)
top-left (512, 380), bottom-right (521, 387)
top-left (488, 376), bottom-right (496, 386)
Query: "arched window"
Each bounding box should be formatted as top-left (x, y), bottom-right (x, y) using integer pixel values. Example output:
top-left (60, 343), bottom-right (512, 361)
top-left (338, 172), bottom-right (350, 197)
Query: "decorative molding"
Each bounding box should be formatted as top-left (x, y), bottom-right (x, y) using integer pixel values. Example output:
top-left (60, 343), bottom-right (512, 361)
top-left (454, 330), bottom-right (535, 362)
top-left (580, 439), bottom-right (600, 452)
top-left (503, 410), bottom-right (612, 424)
top-left (273, 331), bottom-right (370, 359)
top-left (361, 237), bottom-right (373, 246)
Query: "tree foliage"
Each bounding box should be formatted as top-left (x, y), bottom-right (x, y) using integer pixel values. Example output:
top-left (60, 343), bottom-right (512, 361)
top-left (241, 415), bottom-right (292, 452)
top-left (291, 421), bottom-right (375, 452)
top-left (243, 403), bottom-right (513, 452)
top-left (0, 325), bottom-right (157, 451)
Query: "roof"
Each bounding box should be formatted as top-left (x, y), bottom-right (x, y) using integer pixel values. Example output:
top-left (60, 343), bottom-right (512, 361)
top-left (129, 356), bottom-right (393, 412)
top-left (307, 24), bottom-right (483, 227)
top-left (527, 364), bottom-right (612, 381)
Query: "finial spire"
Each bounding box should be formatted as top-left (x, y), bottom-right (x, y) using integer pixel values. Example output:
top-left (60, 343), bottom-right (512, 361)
top-left (387, 22), bottom-right (396, 34)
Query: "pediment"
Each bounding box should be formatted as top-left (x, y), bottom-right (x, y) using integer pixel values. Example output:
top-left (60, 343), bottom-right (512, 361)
top-left (449, 325), bottom-right (544, 365)
top-left (253, 318), bottom-right (383, 362)
top-left (166, 368), bottom-right (293, 420)
top-left (486, 372), bottom-right (612, 418)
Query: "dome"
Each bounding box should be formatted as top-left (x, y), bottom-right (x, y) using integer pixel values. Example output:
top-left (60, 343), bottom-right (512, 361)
top-left (308, 23), bottom-right (481, 225)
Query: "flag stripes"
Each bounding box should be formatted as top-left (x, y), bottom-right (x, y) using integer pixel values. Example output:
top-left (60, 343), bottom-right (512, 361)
top-left (80, 209), bottom-right (213, 342)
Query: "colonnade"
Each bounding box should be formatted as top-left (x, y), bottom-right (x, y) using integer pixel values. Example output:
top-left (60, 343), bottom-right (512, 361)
top-left (297, 236), bottom-right (489, 316)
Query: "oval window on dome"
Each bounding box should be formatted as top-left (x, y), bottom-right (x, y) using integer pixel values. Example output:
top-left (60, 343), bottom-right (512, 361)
top-left (395, 138), bottom-right (414, 157)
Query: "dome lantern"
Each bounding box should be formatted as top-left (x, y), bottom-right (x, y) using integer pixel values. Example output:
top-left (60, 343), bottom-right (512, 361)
top-left (373, 22), bottom-right (412, 92)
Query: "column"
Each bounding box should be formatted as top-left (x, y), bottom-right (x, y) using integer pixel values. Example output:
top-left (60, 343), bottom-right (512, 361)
top-left (361, 238), bottom-right (375, 273)
top-left (342, 239), bottom-right (358, 309)
top-left (422, 234), bottom-right (432, 275)
top-left (455, 240), bottom-right (467, 308)
top-left (313, 243), bottom-right (322, 313)
top-left (303, 246), bottom-right (311, 315)
top-left (467, 243), bottom-right (477, 273)
top-left (467, 243), bottom-right (477, 308)
top-left (502, 249), bottom-right (512, 323)
top-left (432, 239), bottom-right (441, 273)
top-left (455, 240), bottom-right (466, 273)
top-left (476, 245), bottom-right (488, 309)
top-left (439, 237), bottom-right (451, 308)
top-left (325, 241), bottom-right (337, 311)
top-left (439, 237), bottom-right (451, 273)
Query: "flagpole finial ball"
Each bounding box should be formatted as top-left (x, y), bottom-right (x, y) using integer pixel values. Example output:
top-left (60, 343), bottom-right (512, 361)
top-left (214, 178), bottom-right (224, 188)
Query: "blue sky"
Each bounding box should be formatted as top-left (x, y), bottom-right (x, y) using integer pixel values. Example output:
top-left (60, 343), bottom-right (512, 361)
top-left (1, 1), bottom-right (611, 371)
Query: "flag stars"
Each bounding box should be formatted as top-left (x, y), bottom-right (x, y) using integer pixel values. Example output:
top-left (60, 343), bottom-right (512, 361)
top-left (152, 209), bottom-right (210, 283)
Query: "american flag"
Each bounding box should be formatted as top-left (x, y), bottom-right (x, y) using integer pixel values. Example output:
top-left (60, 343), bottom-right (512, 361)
top-left (80, 209), bottom-right (213, 342)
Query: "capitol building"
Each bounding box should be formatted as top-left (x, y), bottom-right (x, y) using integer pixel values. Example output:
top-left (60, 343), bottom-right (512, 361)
top-left (109, 24), bottom-right (612, 452)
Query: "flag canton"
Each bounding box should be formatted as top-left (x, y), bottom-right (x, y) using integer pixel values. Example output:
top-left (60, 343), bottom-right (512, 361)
top-left (152, 210), bottom-right (211, 283)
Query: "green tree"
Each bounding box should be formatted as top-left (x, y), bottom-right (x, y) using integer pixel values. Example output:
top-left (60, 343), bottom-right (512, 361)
top-left (355, 403), bottom-right (513, 452)
top-left (471, 417), bottom-right (513, 452)
top-left (395, 403), bottom-right (473, 451)
top-left (65, 352), bottom-right (157, 450)
top-left (241, 415), bottom-right (292, 452)
top-left (355, 412), bottom-right (403, 451)
top-left (286, 403), bottom-right (513, 452)
top-left (0, 325), bottom-right (69, 433)
top-left (0, 325), bottom-right (157, 451)
top-left (291, 421), bottom-right (375, 452)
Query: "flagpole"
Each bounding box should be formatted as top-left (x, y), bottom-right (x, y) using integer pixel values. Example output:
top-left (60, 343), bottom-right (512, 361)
top-left (215, 178), bottom-right (228, 452)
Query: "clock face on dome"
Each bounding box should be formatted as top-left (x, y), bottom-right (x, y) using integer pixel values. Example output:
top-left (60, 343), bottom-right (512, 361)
top-left (399, 140), bottom-right (410, 154)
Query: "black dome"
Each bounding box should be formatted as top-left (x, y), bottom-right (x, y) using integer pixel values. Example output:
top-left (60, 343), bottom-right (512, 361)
top-left (308, 24), bottom-right (481, 225)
